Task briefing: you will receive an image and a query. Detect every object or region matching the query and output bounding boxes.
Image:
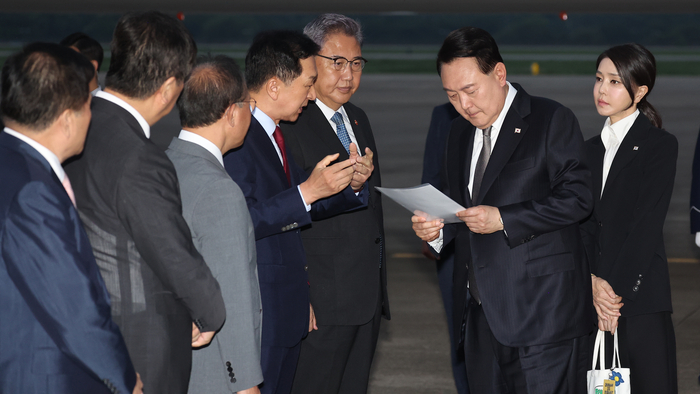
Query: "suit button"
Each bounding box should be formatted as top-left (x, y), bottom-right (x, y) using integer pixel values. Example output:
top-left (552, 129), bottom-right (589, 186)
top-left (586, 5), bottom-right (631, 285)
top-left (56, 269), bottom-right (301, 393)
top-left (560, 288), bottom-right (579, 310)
top-left (598, 222), bottom-right (603, 227)
top-left (292, 222), bottom-right (298, 228)
top-left (638, 274), bottom-right (643, 278)
top-left (636, 280), bottom-right (641, 285)
top-left (375, 238), bottom-right (380, 244)
top-left (226, 361), bottom-right (231, 367)
top-left (304, 265), bottom-right (308, 271)
top-left (633, 285), bottom-right (639, 292)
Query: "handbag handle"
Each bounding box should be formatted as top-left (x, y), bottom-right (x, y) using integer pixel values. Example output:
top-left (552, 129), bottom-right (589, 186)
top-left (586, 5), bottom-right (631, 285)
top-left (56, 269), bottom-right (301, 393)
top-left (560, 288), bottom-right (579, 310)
top-left (611, 329), bottom-right (622, 369)
top-left (591, 329), bottom-right (606, 370)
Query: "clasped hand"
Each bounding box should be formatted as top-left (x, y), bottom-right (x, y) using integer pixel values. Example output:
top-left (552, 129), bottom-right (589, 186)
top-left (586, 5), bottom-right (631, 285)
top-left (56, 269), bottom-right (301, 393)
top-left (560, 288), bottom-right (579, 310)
top-left (591, 276), bottom-right (623, 334)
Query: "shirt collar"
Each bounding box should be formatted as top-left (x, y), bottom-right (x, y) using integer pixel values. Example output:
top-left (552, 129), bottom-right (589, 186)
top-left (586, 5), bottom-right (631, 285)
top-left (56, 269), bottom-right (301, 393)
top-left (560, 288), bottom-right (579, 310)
top-left (602, 109), bottom-right (639, 149)
top-left (484, 81), bottom-right (517, 134)
top-left (315, 99), bottom-right (348, 124)
top-left (95, 90), bottom-right (151, 139)
top-left (3, 127), bottom-right (65, 180)
top-left (177, 130), bottom-right (224, 167)
top-left (252, 107), bottom-right (278, 138)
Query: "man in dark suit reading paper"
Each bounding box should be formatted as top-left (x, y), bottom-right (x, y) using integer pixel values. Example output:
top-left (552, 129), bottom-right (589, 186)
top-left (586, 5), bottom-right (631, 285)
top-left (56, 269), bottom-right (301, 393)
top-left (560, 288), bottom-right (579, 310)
top-left (412, 27), bottom-right (594, 394)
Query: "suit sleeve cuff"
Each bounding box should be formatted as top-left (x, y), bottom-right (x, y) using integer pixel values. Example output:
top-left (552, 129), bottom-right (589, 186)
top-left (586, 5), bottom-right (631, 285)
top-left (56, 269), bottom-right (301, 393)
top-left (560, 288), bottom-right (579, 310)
top-left (428, 229), bottom-right (444, 252)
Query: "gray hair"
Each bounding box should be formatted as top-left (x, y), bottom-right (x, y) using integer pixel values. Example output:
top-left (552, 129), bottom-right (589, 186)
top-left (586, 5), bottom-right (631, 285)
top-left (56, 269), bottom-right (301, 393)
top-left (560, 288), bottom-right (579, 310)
top-left (303, 14), bottom-right (363, 47)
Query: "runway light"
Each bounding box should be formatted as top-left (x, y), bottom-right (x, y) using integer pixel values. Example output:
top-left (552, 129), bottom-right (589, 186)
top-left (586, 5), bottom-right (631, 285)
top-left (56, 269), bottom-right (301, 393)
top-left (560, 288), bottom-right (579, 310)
top-left (559, 11), bottom-right (568, 21)
top-left (531, 62), bottom-right (540, 76)
top-left (177, 12), bottom-right (185, 21)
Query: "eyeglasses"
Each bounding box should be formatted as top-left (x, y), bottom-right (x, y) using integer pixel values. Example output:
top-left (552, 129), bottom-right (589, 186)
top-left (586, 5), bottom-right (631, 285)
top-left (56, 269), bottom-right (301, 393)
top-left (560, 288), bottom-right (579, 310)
top-left (317, 54), bottom-right (368, 72)
top-left (236, 98), bottom-right (256, 112)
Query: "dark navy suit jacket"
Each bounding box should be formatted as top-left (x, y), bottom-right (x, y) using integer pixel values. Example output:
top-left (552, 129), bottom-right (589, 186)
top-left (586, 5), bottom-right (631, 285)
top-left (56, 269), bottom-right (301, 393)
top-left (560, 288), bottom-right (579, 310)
top-left (224, 116), bottom-right (365, 349)
top-left (441, 84), bottom-right (594, 347)
top-left (0, 132), bottom-right (135, 394)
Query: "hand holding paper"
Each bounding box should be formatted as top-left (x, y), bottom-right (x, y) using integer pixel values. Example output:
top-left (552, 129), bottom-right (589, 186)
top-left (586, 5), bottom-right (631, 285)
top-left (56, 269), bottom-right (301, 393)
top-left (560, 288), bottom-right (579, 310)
top-left (375, 184), bottom-right (466, 224)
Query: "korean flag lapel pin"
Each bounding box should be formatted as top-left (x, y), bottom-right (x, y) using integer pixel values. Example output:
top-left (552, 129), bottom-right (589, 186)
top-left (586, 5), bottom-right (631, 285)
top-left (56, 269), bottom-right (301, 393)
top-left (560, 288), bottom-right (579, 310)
top-left (354, 119), bottom-right (359, 126)
top-left (514, 128), bottom-right (521, 134)
top-left (633, 146), bottom-right (639, 151)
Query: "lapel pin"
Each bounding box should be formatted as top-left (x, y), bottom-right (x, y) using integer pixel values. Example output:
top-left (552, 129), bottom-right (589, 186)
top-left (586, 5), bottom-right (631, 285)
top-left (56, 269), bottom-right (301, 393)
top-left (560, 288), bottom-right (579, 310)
top-left (514, 128), bottom-right (521, 134)
top-left (354, 120), bottom-right (359, 125)
top-left (633, 146), bottom-right (639, 150)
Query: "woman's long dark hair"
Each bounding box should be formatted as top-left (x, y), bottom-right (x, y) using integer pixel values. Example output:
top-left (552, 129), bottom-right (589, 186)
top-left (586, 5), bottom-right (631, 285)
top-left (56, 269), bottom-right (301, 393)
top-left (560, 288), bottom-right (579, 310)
top-left (596, 43), bottom-right (662, 128)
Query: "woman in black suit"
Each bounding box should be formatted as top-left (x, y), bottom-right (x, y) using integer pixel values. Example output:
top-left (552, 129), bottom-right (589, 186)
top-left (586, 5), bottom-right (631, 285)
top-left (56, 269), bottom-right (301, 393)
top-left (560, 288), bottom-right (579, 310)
top-left (581, 43), bottom-right (678, 393)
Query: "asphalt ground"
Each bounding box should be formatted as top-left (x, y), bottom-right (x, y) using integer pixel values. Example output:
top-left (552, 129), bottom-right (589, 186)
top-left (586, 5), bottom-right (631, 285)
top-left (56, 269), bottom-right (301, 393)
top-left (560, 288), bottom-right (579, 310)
top-left (341, 74), bottom-right (700, 393)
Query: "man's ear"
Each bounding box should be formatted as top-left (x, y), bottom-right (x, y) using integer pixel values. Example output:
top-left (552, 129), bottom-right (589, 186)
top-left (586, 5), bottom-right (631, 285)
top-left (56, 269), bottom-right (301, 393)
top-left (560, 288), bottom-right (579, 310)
top-left (90, 60), bottom-right (99, 73)
top-left (225, 104), bottom-right (238, 128)
top-left (493, 62), bottom-right (507, 86)
top-left (158, 76), bottom-right (181, 106)
top-left (266, 77), bottom-right (280, 101)
top-left (58, 108), bottom-right (73, 139)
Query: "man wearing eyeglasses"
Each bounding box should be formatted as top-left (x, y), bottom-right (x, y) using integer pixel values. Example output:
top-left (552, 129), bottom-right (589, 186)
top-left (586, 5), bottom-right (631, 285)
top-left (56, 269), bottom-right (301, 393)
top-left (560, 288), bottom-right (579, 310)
top-left (281, 14), bottom-right (389, 394)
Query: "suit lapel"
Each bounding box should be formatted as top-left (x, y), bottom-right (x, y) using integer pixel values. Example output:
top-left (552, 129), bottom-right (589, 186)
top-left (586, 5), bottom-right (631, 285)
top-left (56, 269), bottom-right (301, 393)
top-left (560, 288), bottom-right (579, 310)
top-left (601, 115), bottom-right (650, 201)
top-left (475, 87), bottom-right (530, 205)
top-left (589, 136), bottom-right (605, 206)
top-left (306, 102), bottom-right (352, 160)
top-left (459, 122), bottom-right (476, 208)
top-left (345, 104), bottom-right (369, 154)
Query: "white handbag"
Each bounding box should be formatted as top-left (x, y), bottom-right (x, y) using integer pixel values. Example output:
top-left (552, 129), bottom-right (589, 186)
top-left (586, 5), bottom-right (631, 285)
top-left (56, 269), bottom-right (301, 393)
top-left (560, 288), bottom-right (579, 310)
top-left (587, 329), bottom-right (631, 394)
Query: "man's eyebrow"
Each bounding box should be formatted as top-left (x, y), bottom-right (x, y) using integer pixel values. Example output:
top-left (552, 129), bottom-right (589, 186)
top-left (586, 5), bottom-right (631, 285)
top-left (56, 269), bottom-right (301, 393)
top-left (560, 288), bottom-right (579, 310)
top-left (443, 83), bottom-right (475, 92)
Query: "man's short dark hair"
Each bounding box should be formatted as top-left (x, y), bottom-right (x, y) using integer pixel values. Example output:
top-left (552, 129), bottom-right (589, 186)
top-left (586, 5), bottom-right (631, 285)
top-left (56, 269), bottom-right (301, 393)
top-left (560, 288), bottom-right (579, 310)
top-left (178, 55), bottom-right (247, 129)
top-left (437, 27), bottom-right (504, 76)
top-left (105, 11), bottom-right (197, 99)
top-left (1, 42), bottom-right (94, 131)
top-left (245, 30), bottom-right (320, 92)
top-left (60, 32), bottom-right (104, 71)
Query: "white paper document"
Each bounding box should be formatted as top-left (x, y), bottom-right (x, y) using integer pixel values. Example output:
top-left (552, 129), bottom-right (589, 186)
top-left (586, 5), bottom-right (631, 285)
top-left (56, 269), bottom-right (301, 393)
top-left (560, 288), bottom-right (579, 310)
top-left (375, 184), bottom-right (466, 224)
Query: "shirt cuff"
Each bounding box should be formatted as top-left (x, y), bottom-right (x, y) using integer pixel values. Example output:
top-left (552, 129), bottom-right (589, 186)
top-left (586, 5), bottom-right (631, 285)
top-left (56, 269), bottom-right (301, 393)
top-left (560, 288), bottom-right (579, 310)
top-left (428, 229), bottom-right (444, 253)
top-left (297, 185), bottom-right (312, 212)
top-left (695, 232), bottom-right (700, 248)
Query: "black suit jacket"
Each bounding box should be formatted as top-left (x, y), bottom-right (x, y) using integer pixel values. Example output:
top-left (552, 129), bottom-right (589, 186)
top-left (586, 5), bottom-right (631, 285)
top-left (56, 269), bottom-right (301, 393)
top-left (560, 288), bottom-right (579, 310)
top-left (281, 101), bottom-right (390, 325)
top-left (580, 113), bottom-right (677, 317)
top-left (442, 84), bottom-right (594, 348)
top-left (65, 97), bottom-right (226, 394)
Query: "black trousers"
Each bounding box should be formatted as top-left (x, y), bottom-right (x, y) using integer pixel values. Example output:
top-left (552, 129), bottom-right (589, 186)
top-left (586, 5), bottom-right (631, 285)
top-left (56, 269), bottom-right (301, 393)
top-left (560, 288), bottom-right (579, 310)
top-left (464, 300), bottom-right (588, 394)
top-left (590, 311), bottom-right (677, 394)
top-left (290, 291), bottom-right (383, 394)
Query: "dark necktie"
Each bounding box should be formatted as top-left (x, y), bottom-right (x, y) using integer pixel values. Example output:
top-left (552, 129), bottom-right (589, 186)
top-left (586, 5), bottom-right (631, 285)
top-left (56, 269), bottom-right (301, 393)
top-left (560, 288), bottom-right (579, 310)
top-left (471, 126), bottom-right (492, 204)
top-left (272, 126), bottom-right (291, 185)
top-left (468, 126), bottom-right (492, 305)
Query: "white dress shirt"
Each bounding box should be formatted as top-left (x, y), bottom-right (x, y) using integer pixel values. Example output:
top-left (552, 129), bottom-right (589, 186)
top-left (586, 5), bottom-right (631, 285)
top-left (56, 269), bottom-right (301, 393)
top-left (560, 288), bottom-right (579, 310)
top-left (252, 108), bottom-right (311, 211)
top-left (95, 90), bottom-right (151, 139)
top-left (178, 130), bottom-right (224, 167)
top-left (4, 127), bottom-right (65, 181)
top-left (429, 82), bottom-right (518, 252)
top-left (600, 109), bottom-right (639, 196)
top-left (315, 99), bottom-right (360, 154)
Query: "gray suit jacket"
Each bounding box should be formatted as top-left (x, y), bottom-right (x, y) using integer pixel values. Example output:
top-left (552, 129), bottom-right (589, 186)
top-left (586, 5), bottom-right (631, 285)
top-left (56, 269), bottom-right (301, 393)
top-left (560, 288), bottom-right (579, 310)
top-left (166, 137), bottom-right (263, 393)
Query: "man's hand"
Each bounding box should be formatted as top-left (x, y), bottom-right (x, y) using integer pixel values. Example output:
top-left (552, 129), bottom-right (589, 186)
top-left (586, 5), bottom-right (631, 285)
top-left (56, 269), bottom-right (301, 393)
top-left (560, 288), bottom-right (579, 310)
top-left (238, 386), bottom-right (261, 394)
top-left (191, 322), bottom-right (216, 348)
top-left (132, 373), bottom-right (143, 394)
top-left (348, 143), bottom-right (374, 192)
top-left (411, 214), bottom-right (444, 242)
top-left (597, 314), bottom-right (619, 334)
top-left (591, 275), bottom-right (623, 323)
top-left (456, 205), bottom-right (503, 234)
top-left (309, 304), bottom-right (318, 332)
top-left (299, 153), bottom-right (355, 205)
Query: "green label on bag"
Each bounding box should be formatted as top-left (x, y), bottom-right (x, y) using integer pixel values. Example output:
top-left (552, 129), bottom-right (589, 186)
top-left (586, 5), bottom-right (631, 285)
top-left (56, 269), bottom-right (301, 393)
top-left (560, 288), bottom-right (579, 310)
top-left (603, 380), bottom-right (615, 394)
